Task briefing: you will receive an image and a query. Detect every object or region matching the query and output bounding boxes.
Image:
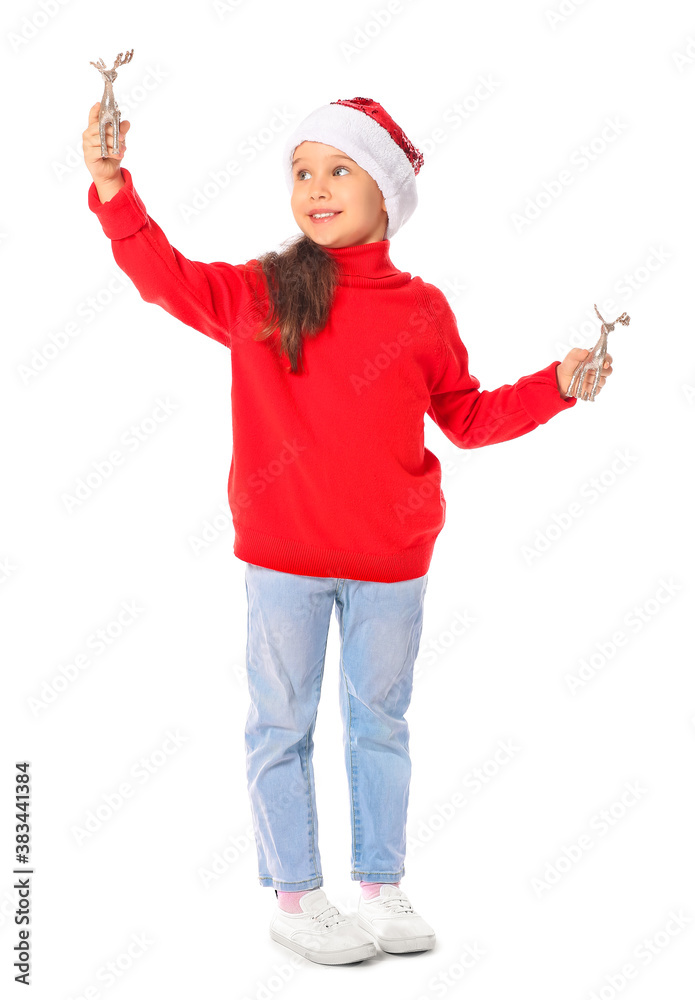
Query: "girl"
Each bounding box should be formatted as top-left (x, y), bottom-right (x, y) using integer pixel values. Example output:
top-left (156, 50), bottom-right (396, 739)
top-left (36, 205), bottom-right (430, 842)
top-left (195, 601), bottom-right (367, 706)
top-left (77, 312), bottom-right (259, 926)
top-left (83, 95), bottom-right (613, 966)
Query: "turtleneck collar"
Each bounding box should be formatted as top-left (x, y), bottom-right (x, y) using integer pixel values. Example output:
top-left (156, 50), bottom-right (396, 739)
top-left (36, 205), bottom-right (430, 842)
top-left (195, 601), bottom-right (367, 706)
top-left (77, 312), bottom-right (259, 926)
top-left (321, 239), bottom-right (410, 288)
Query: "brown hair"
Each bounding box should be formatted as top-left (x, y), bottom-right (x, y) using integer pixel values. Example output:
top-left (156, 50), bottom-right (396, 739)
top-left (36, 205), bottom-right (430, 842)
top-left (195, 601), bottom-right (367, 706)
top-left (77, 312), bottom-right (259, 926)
top-left (249, 233), bottom-right (340, 374)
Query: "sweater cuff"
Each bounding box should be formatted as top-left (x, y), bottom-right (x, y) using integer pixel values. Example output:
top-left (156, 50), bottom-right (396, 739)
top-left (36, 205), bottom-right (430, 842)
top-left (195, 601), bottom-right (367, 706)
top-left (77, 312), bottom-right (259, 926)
top-left (87, 167), bottom-right (148, 240)
top-left (516, 361), bottom-right (578, 424)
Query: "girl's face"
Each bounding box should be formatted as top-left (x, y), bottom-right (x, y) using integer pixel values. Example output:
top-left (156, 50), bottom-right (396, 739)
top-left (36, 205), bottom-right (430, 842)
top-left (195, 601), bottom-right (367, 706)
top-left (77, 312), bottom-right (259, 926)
top-left (290, 141), bottom-right (388, 247)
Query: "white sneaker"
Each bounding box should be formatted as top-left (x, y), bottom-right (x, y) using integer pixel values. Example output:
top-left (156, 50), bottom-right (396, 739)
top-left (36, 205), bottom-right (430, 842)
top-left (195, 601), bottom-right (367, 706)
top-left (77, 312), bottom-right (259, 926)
top-left (270, 888), bottom-right (378, 965)
top-left (357, 884), bottom-right (436, 953)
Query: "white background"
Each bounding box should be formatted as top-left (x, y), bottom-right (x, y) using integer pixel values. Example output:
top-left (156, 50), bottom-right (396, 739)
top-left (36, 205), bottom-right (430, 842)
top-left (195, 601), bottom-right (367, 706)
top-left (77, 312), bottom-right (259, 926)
top-left (2, 0), bottom-right (694, 996)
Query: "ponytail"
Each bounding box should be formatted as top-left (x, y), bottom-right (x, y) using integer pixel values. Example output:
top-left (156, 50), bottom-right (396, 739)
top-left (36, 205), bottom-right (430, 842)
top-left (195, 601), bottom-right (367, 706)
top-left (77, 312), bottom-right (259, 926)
top-left (251, 234), bottom-right (340, 374)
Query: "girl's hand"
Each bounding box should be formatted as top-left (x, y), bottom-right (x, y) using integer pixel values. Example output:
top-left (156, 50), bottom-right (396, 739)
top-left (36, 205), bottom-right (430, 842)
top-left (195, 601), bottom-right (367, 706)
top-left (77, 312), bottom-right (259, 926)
top-left (556, 348), bottom-right (613, 399)
top-left (82, 102), bottom-right (131, 187)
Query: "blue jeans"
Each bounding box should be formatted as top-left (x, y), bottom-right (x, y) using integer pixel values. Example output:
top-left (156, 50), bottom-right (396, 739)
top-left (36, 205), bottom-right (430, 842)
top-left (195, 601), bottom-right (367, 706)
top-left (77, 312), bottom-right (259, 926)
top-left (243, 562), bottom-right (429, 891)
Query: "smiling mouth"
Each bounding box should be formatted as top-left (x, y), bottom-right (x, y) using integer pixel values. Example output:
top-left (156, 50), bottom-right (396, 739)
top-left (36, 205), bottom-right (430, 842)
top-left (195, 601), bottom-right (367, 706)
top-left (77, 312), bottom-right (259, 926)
top-left (309, 211), bottom-right (341, 223)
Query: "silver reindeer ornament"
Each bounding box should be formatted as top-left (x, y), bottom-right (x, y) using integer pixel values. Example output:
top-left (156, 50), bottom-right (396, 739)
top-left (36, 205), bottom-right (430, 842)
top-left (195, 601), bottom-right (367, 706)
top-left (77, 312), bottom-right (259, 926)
top-left (566, 303), bottom-right (630, 401)
top-left (90, 49), bottom-right (134, 158)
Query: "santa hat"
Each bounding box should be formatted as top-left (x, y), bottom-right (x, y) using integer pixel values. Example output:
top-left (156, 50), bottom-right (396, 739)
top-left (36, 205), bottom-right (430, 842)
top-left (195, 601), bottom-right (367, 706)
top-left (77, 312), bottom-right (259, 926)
top-left (282, 96), bottom-right (424, 240)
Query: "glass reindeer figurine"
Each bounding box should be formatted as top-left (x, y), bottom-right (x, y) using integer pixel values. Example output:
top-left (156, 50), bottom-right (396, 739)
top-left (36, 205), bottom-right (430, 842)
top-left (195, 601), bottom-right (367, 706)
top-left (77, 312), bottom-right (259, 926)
top-left (90, 49), bottom-right (135, 158)
top-left (566, 303), bottom-right (630, 401)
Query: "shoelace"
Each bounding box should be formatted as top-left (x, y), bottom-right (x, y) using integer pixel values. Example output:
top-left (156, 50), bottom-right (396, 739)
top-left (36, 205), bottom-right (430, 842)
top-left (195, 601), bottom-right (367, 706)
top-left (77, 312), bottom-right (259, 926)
top-left (311, 902), bottom-right (349, 929)
top-left (371, 893), bottom-right (416, 915)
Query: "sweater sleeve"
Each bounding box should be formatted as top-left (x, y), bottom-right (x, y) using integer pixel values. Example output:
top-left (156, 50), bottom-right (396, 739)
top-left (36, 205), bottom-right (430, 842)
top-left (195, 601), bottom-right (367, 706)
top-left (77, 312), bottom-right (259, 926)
top-left (423, 283), bottom-right (577, 449)
top-left (87, 167), bottom-right (263, 349)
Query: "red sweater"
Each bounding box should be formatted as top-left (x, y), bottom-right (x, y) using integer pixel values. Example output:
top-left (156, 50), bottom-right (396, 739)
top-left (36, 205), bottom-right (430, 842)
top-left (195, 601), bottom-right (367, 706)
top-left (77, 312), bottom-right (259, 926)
top-left (88, 167), bottom-right (577, 582)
